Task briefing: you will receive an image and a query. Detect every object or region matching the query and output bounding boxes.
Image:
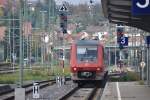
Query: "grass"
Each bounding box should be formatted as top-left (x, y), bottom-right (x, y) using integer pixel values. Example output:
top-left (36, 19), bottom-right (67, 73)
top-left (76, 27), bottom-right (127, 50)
top-left (0, 73), bottom-right (18, 84)
top-left (110, 71), bottom-right (140, 82)
top-left (138, 80), bottom-right (145, 85)
top-left (52, 65), bottom-right (71, 76)
top-left (0, 66), bottom-right (71, 84)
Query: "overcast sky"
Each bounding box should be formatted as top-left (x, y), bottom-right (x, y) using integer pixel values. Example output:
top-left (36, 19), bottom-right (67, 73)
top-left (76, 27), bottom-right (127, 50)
top-left (55, 0), bottom-right (101, 5)
top-left (28, 0), bottom-right (101, 5)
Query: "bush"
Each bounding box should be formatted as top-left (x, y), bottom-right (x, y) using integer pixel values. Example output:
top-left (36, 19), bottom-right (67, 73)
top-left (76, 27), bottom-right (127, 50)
top-left (125, 72), bottom-right (140, 81)
top-left (110, 71), bottom-right (140, 82)
top-left (138, 80), bottom-right (144, 85)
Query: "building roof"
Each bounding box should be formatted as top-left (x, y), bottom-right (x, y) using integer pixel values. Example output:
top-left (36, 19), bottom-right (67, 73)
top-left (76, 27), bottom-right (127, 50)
top-left (0, 0), bottom-right (6, 7)
top-left (101, 0), bottom-right (150, 32)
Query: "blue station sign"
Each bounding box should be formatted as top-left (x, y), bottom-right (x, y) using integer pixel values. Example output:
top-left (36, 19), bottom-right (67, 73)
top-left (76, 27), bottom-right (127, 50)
top-left (132, 0), bottom-right (150, 15)
top-left (146, 36), bottom-right (150, 45)
top-left (120, 37), bottom-right (128, 46)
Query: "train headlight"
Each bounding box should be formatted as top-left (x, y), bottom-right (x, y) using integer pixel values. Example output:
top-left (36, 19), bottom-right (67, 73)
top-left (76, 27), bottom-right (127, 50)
top-left (73, 67), bottom-right (77, 71)
top-left (97, 68), bottom-right (100, 71)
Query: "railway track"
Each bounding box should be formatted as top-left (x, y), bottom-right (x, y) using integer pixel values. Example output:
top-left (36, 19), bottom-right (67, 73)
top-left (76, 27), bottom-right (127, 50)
top-left (0, 69), bottom-right (17, 74)
top-left (59, 75), bottom-right (108, 100)
top-left (0, 68), bottom-right (36, 74)
top-left (0, 80), bottom-right (55, 100)
top-left (59, 84), bottom-right (103, 100)
top-left (0, 63), bottom-right (14, 74)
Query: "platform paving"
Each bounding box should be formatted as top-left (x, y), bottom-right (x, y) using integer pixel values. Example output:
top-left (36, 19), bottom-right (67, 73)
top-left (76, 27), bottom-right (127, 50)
top-left (101, 82), bottom-right (150, 100)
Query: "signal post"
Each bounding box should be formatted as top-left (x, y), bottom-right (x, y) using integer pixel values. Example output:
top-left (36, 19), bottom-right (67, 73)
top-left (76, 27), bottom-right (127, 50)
top-left (116, 24), bottom-right (128, 71)
top-left (146, 36), bottom-right (150, 85)
top-left (59, 3), bottom-right (68, 84)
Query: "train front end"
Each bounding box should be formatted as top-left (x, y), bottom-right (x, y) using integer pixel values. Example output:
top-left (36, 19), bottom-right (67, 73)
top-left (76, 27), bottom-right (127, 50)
top-left (70, 40), bottom-right (106, 83)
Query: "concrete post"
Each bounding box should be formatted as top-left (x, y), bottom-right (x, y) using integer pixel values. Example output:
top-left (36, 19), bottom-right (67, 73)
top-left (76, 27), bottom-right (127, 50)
top-left (15, 88), bottom-right (25, 100)
top-left (19, 0), bottom-right (24, 87)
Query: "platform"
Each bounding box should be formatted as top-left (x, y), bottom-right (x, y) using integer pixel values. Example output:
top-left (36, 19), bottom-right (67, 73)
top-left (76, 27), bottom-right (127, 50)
top-left (101, 82), bottom-right (150, 100)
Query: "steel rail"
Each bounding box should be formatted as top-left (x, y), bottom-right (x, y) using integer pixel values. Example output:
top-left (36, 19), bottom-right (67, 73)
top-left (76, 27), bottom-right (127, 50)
top-left (59, 86), bottom-right (101, 100)
top-left (0, 79), bottom-right (55, 100)
top-left (59, 86), bottom-right (79, 100)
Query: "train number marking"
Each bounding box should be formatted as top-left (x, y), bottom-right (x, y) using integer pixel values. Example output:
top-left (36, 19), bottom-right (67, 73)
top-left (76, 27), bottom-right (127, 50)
top-left (136, 0), bottom-right (149, 8)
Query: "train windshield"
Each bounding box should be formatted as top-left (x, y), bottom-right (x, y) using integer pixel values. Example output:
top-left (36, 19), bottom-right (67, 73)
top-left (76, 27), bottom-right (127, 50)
top-left (77, 46), bottom-right (97, 62)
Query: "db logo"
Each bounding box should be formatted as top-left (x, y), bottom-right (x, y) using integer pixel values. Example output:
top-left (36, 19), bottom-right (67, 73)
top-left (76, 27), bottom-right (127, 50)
top-left (132, 0), bottom-right (150, 15)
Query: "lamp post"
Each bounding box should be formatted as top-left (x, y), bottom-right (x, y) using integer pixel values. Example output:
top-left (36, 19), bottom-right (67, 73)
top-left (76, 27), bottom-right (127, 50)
top-left (27, 2), bottom-right (35, 69)
top-left (40, 10), bottom-right (47, 67)
top-left (89, 0), bottom-right (94, 23)
top-left (44, 34), bottom-right (49, 68)
top-left (12, 0), bottom-right (16, 72)
top-left (141, 46), bottom-right (145, 81)
top-left (19, 0), bottom-right (24, 88)
top-left (49, 42), bottom-right (53, 74)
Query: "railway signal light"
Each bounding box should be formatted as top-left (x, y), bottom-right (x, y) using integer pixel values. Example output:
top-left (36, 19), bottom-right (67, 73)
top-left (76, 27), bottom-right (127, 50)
top-left (60, 23), bottom-right (64, 28)
top-left (60, 13), bottom-right (67, 21)
top-left (117, 27), bottom-right (124, 43)
top-left (59, 13), bottom-right (67, 34)
top-left (90, 0), bottom-right (93, 4)
top-left (116, 25), bottom-right (125, 49)
top-left (62, 28), bottom-right (67, 34)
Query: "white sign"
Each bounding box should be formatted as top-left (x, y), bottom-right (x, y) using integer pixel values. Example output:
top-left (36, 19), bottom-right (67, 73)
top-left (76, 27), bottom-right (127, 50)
top-left (120, 37), bottom-right (126, 44)
top-left (120, 37), bottom-right (128, 46)
top-left (136, 0), bottom-right (149, 8)
top-left (132, 0), bottom-right (150, 15)
top-left (33, 82), bottom-right (40, 99)
top-left (56, 76), bottom-right (62, 87)
top-left (59, 4), bottom-right (68, 12)
top-left (140, 61), bottom-right (146, 68)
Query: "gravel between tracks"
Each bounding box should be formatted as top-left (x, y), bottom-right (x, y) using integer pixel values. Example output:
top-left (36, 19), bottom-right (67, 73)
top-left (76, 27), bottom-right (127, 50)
top-left (26, 81), bottom-right (76, 100)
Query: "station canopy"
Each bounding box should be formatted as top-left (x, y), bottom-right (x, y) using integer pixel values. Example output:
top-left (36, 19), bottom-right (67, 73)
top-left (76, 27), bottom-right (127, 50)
top-left (101, 0), bottom-right (150, 32)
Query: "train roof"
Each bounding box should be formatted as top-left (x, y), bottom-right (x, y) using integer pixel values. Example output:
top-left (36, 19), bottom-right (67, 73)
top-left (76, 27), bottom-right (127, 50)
top-left (75, 40), bottom-right (101, 46)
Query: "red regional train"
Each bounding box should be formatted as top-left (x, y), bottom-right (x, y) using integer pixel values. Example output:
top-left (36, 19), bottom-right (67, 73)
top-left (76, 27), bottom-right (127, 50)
top-left (70, 40), bottom-right (107, 84)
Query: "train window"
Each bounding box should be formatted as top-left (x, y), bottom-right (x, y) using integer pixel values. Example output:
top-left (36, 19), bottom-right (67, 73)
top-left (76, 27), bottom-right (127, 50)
top-left (77, 46), bottom-right (97, 62)
top-left (102, 47), bottom-right (104, 58)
